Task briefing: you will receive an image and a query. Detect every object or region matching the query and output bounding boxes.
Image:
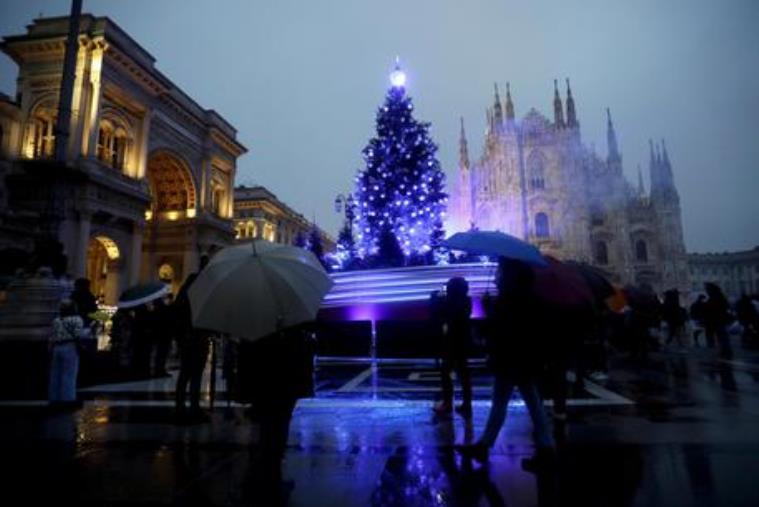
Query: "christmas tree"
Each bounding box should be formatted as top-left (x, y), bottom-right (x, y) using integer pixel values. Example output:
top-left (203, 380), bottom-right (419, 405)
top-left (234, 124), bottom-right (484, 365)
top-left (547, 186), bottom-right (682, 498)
top-left (354, 60), bottom-right (447, 263)
top-left (307, 226), bottom-right (326, 267)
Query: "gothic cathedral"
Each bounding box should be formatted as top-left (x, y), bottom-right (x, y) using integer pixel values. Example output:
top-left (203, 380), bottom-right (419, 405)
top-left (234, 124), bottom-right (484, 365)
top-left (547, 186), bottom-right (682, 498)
top-left (448, 80), bottom-right (689, 295)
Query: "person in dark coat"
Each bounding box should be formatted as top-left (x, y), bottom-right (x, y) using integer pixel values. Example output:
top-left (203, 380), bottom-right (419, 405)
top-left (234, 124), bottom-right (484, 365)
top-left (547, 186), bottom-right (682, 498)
top-left (434, 277), bottom-right (473, 418)
top-left (703, 283), bottom-right (733, 357)
top-left (456, 258), bottom-right (555, 469)
top-left (735, 294), bottom-right (759, 340)
top-left (662, 289), bottom-right (687, 347)
top-left (174, 255), bottom-right (211, 422)
top-left (131, 304), bottom-right (153, 378)
top-left (71, 278), bottom-right (98, 326)
top-left (151, 295), bottom-right (174, 377)
top-left (240, 323), bottom-right (315, 505)
top-left (690, 295), bottom-right (707, 346)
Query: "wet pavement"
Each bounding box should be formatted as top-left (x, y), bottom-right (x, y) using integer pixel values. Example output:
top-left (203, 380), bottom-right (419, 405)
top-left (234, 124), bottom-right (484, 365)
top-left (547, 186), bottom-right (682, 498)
top-left (2, 339), bottom-right (759, 506)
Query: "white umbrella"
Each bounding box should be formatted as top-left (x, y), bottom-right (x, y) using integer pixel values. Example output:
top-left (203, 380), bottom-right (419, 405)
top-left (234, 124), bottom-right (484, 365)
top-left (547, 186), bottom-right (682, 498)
top-left (188, 240), bottom-right (333, 341)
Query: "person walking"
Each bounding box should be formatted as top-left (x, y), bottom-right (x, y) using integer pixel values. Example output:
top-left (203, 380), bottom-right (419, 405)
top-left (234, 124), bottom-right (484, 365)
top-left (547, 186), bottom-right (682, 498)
top-left (703, 283), bottom-right (733, 358)
top-left (131, 304), bottom-right (153, 378)
top-left (690, 295), bottom-right (707, 346)
top-left (434, 277), bottom-right (473, 418)
top-left (241, 323), bottom-right (316, 505)
top-left (151, 295), bottom-right (174, 377)
top-left (456, 258), bottom-right (555, 469)
top-left (735, 294), bottom-right (759, 341)
top-left (48, 299), bottom-right (89, 409)
top-left (662, 289), bottom-right (687, 347)
top-left (174, 255), bottom-right (211, 422)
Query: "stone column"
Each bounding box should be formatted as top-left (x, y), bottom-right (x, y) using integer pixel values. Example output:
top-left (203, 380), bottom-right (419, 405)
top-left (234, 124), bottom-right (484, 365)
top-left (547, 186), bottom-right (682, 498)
top-left (82, 41), bottom-right (106, 159)
top-left (136, 112), bottom-right (152, 179)
top-left (72, 211), bottom-right (92, 278)
top-left (128, 221), bottom-right (144, 286)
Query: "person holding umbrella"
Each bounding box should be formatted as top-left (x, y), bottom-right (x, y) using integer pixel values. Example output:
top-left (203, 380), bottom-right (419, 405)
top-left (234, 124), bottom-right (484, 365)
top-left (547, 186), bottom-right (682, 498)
top-left (456, 257), bottom-right (555, 469)
top-left (187, 240), bottom-right (333, 498)
top-left (239, 322), bottom-right (316, 503)
top-left (174, 255), bottom-right (211, 423)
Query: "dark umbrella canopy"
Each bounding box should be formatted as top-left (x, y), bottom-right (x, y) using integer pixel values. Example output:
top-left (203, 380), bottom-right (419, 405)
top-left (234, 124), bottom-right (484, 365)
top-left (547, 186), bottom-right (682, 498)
top-left (117, 282), bottom-right (171, 309)
top-left (529, 257), bottom-right (595, 309)
top-left (444, 230), bottom-right (547, 267)
top-left (564, 261), bottom-right (616, 303)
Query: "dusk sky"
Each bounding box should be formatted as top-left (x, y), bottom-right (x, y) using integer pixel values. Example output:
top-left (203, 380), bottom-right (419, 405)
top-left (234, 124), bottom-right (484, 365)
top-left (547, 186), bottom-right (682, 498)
top-left (1, 0), bottom-right (757, 253)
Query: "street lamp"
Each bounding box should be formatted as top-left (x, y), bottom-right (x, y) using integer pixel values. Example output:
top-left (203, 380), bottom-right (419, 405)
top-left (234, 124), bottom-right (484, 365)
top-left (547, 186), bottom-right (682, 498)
top-left (334, 193), bottom-right (356, 226)
top-left (335, 193), bottom-right (357, 263)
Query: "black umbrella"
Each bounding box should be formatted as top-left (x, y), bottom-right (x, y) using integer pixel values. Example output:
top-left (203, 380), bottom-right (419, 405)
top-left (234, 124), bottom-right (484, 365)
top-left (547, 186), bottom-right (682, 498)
top-left (564, 261), bottom-right (616, 303)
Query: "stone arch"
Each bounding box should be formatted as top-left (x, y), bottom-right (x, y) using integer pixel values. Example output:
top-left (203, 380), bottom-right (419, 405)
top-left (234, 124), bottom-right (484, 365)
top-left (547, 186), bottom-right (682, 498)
top-left (86, 235), bottom-right (122, 305)
top-left (146, 150), bottom-right (197, 215)
top-left (24, 93), bottom-right (58, 159)
top-left (97, 106), bottom-right (135, 171)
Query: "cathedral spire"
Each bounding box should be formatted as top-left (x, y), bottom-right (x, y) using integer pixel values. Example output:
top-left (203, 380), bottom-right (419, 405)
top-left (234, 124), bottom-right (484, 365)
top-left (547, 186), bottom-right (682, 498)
top-left (459, 116), bottom-right (469, 169)
top-left (553, 79), bottom-right (565, 128)
top-left (505, 82), bottom-right (515, 122)
top-left (650, 138), bottom-right (680, 204)
top-left (661, 138), bottom-right (671, 169)
top-left (649, 139), bottom-right (659, 193)
top-left (565, 78), bottom-right (577, 128)
top-left (637, 164), bottom-right (645, 196)
top-left (606, 108), bottom-right (620, 165)
top-left (493, 83), bottom-right (503, 126)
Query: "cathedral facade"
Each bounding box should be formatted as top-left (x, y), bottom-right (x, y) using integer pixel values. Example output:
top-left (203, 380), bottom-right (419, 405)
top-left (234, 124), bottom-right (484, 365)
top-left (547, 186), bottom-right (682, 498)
top-left (448, 80), bottom-right (689, 295)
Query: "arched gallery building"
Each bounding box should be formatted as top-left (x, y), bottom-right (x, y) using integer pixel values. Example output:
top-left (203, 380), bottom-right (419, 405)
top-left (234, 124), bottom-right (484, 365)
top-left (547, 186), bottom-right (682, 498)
top-left (0, 15), bottom-right (247, 302)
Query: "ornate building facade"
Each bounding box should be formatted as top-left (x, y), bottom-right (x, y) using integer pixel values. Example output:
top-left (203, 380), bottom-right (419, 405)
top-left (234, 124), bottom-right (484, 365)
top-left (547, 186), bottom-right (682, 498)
top-left (234, 185), bottom-right (335, 251)
top-left (688, 247), bottom-right (759, 301)
top-left (448, 80), bottom-right (689, 294)
top-left (0, 15), bottom-right (246, 301)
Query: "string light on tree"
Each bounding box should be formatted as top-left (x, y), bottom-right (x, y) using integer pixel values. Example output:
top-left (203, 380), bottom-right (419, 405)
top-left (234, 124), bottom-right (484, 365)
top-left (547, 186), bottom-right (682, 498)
top-left (353, 58), bottom-right (447, 266)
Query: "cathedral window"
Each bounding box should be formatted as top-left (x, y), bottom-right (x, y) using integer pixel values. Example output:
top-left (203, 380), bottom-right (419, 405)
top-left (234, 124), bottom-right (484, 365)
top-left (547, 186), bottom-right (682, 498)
top-left (527, 150), bottom-right (546, 190)
top-left (535, 213), bottom-right (550, 238)
top-left (635, 240), bottom-right (648, 263)
top-left (96, 119), bottom-right (129, 171)
top-left (590, 202), bottom-right (604, 226)
top-left (595, 241), bottom-right (609, 265)
top-left (25, 103), bottom-right (57, 159)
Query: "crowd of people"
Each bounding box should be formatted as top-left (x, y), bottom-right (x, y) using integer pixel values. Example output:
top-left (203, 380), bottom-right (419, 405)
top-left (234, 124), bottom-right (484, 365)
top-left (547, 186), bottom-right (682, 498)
top-left (44, 253), bottom-right (759, 504)
top-left (424, 260), bottom-right (759, 474)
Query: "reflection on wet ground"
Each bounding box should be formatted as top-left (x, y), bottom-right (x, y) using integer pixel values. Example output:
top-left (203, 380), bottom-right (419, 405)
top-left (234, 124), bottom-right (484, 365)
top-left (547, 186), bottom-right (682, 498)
top-left (2, 339), bottom-right (759, 506)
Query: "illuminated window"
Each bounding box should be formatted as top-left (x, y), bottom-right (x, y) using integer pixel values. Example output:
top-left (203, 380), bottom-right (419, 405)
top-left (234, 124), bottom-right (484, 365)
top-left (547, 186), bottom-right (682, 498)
top-left (96, 120), bottom-right (129, 170)
top-left (26, 103), bottom-right (56, 159)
